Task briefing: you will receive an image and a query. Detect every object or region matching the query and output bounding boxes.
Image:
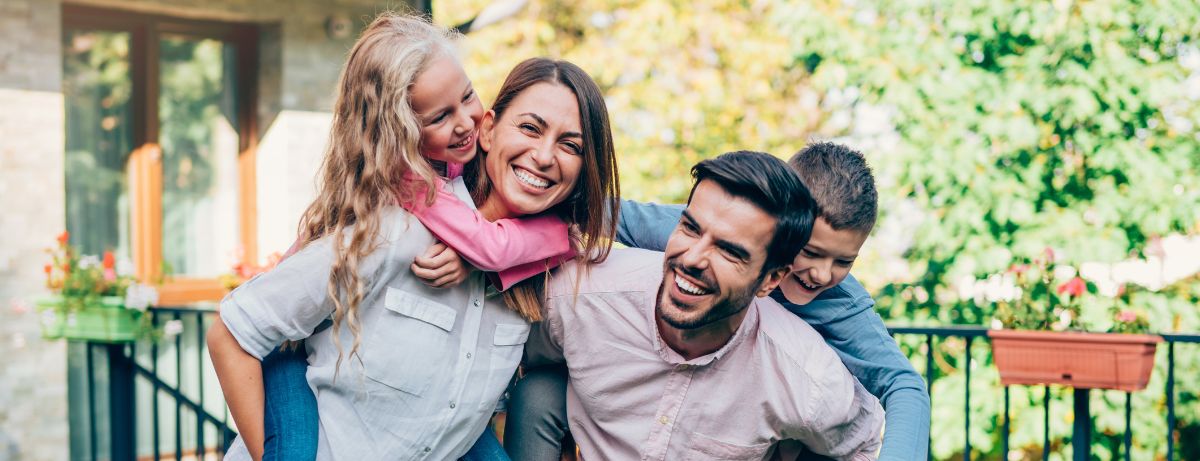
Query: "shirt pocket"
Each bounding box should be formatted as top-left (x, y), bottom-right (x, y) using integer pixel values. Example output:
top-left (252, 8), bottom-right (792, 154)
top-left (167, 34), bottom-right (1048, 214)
top-left (480, 323), bottom-right (530, 410)
top-left (361, 287), bottom-right (457, 397)
top-left (686, 431), bottom-right (772, 460)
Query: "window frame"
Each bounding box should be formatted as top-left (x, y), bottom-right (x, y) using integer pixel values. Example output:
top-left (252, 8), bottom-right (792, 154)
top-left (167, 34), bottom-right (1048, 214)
top-left (63, 4), bottom-right (259, 304)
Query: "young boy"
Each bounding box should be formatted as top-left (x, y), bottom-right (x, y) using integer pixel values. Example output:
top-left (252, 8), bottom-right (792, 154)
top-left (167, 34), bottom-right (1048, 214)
top-left (505, 142), bottom-right (929, 461)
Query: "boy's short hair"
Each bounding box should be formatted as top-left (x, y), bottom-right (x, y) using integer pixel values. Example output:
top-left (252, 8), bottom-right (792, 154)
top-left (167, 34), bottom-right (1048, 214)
top-left (787, 142), bottom-right (878, 234)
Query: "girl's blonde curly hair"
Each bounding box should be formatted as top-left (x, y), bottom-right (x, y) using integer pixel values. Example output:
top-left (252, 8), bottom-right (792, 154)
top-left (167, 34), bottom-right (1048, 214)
top-left (295, 12), bottom-right (459, 372)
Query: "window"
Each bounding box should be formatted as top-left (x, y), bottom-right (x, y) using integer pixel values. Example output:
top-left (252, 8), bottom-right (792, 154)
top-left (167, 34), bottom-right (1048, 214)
top-left (64, 5), bottom-right (258, 304)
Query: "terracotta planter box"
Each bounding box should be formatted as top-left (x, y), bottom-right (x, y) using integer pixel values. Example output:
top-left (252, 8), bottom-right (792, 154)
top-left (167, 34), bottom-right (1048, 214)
top-left (989, 330), bottom-right (1161, 392)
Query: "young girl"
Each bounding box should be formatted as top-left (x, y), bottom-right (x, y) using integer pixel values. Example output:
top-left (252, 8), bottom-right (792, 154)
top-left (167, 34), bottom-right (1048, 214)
top-left (208, 14), bottom-right (618, 461)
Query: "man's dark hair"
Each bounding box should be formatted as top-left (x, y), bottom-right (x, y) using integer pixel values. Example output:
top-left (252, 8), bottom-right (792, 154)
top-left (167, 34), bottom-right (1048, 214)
top-left (788, 142), bottom-right (878, 234)
top-left (688, 151), bottom-right (815, 272)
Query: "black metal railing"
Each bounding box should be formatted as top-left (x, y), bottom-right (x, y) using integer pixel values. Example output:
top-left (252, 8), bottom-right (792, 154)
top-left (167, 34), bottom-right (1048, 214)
top-left (72, 305), bottom-right (233, 460)
top-left (889, 326), bottom-right (1200, 461)
top-left (71, 312), bottom-right (1197, 460)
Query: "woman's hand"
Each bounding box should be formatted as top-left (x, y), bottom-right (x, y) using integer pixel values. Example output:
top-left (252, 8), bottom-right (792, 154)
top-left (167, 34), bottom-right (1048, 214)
top-left (412, 242), bottom-right (472, 288)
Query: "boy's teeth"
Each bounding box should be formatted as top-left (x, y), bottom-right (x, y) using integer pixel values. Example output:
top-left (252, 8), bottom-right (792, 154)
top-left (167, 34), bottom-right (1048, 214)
top-left (675, 274), bottom-right (707, 295)
top-left (515, 169), bottom-right (550, 188)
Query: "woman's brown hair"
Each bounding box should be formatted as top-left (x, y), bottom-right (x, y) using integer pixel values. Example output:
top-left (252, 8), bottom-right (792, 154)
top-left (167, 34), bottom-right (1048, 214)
top-left (464, 58), bottom-right (621, 320)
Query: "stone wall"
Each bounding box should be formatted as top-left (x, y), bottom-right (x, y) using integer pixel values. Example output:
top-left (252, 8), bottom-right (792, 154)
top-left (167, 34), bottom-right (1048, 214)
top-left (0, 1), bottom-right (68, 458)
top-left (0, 1), bottom-right (416, 459)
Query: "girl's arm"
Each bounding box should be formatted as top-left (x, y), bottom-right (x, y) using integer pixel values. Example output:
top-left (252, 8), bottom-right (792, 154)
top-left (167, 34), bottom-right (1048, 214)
top-left (208, 320), bottom-right (267, 461)
top-left (406, 178), bottom-right (572, 272)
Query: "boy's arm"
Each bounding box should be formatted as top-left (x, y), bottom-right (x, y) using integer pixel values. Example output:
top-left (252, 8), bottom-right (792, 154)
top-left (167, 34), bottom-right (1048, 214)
top-left (407, 179), bottom-right (572, 272)
top-left (782, 276), bottom-right (930, 461)
top-left (616, 200), bottom-right (683, 250)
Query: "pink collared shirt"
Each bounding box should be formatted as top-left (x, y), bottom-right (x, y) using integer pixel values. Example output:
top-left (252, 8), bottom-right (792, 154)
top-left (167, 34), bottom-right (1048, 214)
top-left (525, 249), bottom-right (884, 460)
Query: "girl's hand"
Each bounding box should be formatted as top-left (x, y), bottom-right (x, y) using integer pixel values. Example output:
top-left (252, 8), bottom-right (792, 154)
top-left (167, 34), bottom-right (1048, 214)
top-left (412, 242), bottom-right (472, 288)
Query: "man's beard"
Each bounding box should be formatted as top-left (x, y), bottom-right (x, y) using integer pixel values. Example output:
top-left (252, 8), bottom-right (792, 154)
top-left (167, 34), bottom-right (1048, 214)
top-left (656, 262), bottom-right (763, 330)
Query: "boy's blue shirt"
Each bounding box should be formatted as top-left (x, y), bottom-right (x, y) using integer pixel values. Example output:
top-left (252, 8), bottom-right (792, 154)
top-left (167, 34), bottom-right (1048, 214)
top-left (618, 199), bottom-right (930, 461)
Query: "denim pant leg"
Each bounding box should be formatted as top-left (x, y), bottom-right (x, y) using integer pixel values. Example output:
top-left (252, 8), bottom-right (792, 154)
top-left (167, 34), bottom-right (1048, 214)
top-left (459, 424), bottom-right (511, 461)
top-left (261, 345), bottom-right (319, 461)
top-left (503, 364), bottom-right (570, 461)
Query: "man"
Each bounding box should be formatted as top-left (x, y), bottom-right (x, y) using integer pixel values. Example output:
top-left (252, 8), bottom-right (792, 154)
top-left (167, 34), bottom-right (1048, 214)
top-left (507, 143), bottom-right (928, 460)
top-left (524, 151), bottom-right (884, 460)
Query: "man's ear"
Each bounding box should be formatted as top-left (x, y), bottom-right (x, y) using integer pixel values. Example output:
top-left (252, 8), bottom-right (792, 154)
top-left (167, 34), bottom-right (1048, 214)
top-left (755, 265), bottom-right (791, 298)
top-left (478, 110), bottom-right (497, 152)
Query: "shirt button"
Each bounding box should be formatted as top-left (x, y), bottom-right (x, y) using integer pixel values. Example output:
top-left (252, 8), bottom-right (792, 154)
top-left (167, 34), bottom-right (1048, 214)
top-left (658, 415), bottom-right (669, 425)
top-left (473, 299), bottom-right (481, 307)
top-left (466, 352), bottom-right (473, 359)
top-left (676, 364), bottom-right (690, 371)
top-left (449, 402), bottom-right (456, 409)
top-left (423, 447), bottom-right (431, 453)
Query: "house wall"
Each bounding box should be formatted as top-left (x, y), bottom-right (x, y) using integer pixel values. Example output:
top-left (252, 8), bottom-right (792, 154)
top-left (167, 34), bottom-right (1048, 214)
top-left (0, 1), bottom-right (416, 459)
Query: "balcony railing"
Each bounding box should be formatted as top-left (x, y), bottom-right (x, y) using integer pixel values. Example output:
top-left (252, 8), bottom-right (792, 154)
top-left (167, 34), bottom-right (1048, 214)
top-left (67, 307), bottom-right (1200, 460)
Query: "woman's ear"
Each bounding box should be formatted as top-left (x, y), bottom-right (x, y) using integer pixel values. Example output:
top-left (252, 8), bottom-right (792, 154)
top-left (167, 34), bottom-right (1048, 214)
top-left (478, 110), bottom-right (497, 152)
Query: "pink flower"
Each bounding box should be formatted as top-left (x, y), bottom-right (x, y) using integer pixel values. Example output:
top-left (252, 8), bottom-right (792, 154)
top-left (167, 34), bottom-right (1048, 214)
top-left (1057, 277), bottom-right (1086, 298)
top-left (1117, 310), bottom-right (1138, 323)
top-left (103, 268), bottom-right (116, 282)
top-left (1043, 246), bottom-right (1056, 264)
top-left (1007, 263), bottom-right (1030, 275)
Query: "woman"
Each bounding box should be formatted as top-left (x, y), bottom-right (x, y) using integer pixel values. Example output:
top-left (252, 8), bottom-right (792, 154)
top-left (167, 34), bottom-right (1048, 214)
top-left (208, 57), bottom-right (619, 460)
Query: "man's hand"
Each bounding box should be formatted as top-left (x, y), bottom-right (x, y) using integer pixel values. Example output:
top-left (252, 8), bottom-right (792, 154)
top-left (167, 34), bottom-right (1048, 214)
top-left (411, 242), bottom-right (472, 288)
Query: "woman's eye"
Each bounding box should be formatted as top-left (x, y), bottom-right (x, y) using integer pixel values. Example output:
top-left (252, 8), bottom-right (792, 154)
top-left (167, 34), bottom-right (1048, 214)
top-left (801, 249), bottom-right (820, 258)
top-left (562, 142), bottom-right (582, 155)
top-left (519, 123), bottom-right (539, 134)
top-left (429, 112), bottom-right (448, 125)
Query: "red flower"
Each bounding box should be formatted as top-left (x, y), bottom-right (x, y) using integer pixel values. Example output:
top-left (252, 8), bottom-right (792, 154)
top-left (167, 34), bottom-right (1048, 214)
top-left (44, 264), bottom-right (52, 275)
top-left (56, 231), bottom-right (70, 246)
top-left (102, 251), bottom-right (115, 269)
top-left (1057, 277), bottom-right (1087, 298)
top-left (1007, 263), bottom-right (1030, 275)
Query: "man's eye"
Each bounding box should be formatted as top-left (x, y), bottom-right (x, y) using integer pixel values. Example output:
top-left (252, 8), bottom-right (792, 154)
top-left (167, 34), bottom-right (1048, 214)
top-left (462, 89), bottom-right (475, 102)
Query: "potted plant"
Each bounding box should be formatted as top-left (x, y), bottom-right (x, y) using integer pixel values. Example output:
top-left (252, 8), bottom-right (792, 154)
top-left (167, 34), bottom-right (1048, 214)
top-left (38, 231), bottom-right (158, 343)
top-left (988, 249), bottom-right (1160, 392)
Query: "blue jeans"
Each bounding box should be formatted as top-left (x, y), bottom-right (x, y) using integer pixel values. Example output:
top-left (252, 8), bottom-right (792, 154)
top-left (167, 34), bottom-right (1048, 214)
top-left (260, 344), bottom-right (510, 460)
top-left (261, 345), bottom-right (319, 461)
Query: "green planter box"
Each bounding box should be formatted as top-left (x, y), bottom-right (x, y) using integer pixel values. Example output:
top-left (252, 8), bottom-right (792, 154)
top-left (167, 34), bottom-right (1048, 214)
top-left (35, 298), bottom-right (65, 339)
top-left (35, 296), bottom-right (142, 343)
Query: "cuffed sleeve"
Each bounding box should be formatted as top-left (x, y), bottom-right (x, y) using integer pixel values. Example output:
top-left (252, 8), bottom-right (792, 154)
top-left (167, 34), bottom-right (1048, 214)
top-left (219, 239), bottom-right (336, 360)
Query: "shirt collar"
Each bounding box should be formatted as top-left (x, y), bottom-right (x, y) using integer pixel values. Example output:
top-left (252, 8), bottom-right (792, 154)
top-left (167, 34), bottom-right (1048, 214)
top-left (647, 296), bottom-right (761, 367)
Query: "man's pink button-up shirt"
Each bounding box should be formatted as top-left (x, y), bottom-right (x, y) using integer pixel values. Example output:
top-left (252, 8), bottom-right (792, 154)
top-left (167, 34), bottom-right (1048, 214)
top-left (526, 249), bottom-right (884, 460)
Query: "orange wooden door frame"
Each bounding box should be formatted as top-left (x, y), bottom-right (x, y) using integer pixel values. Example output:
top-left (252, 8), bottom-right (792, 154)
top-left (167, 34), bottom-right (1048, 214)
top-left (64, 4), bottom-right (259, 304)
